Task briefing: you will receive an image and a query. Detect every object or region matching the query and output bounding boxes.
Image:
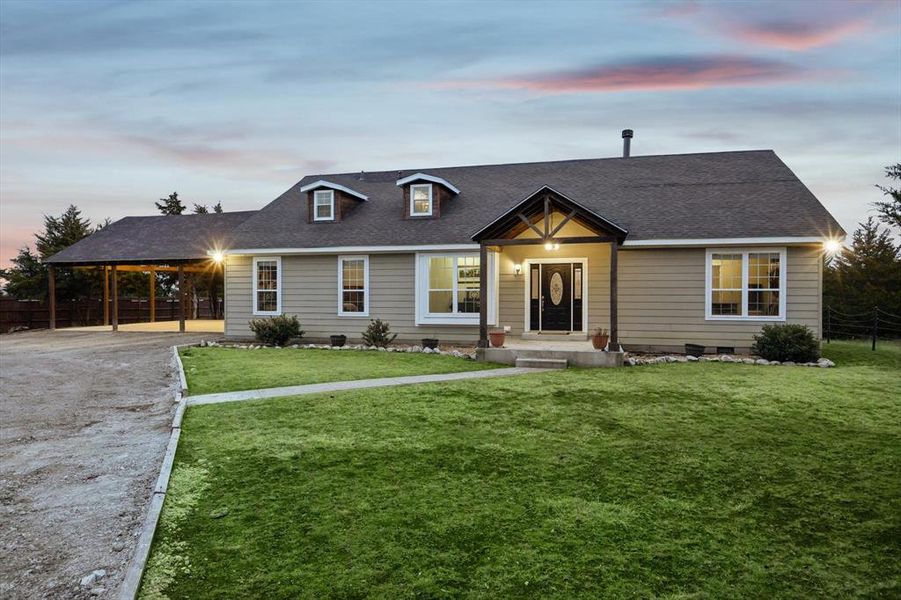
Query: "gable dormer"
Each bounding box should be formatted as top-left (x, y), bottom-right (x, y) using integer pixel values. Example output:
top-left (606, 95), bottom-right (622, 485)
top-left (395, 173), bottom-right (460, 219)
top-left (299, 180), bottom-right (368, 223)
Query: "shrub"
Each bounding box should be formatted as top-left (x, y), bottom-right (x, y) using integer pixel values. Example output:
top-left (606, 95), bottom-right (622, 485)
top-left (248, 315), bottom-right (304, 346)
top-left (752, 324), bottom-right (819, 362)
top-left (361, 319), bottom-right (397, 348)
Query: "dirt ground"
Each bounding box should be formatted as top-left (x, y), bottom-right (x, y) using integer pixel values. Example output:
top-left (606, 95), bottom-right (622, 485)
top-left (0, 330), bottom-right (212, 599)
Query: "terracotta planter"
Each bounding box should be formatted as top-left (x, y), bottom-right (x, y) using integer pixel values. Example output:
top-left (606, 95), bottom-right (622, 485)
top-left (488, 331), bottom-right (506, 348)
top-left (591, 334), bottom-right (609, 350)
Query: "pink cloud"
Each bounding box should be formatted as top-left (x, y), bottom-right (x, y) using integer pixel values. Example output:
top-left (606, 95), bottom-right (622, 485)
top-left (430, 56), bottom-right (820, 94)
top-left (724, 18), bottom-right (870, 51)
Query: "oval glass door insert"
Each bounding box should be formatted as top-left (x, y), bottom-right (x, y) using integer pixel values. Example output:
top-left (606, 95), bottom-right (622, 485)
top-left (550, 272), bottom-right (564, 305)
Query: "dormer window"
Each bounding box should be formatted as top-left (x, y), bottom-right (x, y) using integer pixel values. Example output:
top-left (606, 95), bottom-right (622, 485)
top-left (314, 190), bottom-right (334, 221)
top-left (410, 184), bottom-right (433, 216)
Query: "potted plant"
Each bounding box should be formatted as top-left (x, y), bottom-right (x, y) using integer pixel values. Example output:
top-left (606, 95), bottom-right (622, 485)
top-left (422, 338), bottom-right (439, 350)
top-left (329, 334), bottom-right (347, 347)
top-left (488, 330), bottom-right (506, 348)
top-left (591, 327), bottom-right (609, 350)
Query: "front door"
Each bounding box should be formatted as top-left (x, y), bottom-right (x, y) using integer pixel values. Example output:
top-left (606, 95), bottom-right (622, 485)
top-left (540, 263), bottom-right (572, 331)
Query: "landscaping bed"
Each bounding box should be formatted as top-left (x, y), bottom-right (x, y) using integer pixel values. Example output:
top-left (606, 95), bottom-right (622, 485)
top-left (144, 341), bottom-right (900, 598)
top-left (178, 345), bottom-right (498, 395)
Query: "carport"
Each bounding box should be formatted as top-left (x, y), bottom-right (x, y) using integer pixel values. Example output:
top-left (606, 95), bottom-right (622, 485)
top-left (44, 210), bottom-right (256, 333)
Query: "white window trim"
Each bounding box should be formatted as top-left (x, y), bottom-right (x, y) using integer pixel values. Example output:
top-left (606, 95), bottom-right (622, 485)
top-left (252, 256), bottom-right (282, 316)
top-left (313, 189), bottom-right (335, 222)
top-left (705, 247), bottom-right (787, 321)
top-left (395, 173), bottom-right (460, 194)
top-left (414, 252), bottom-right (497, 326)
top-left (299, 180), bottom-right (368, 201)
top-left (409, 183), bottom-right (433, 217)
top-left (522, 257), bottom-right (589, 333)
top-left (337, 255), bottom-right (369, 317)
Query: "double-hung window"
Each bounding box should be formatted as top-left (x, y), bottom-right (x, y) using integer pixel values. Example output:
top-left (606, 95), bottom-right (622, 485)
top-left (338, 255), bottom-right (369, 316)
top-left (253, 257), bottom-right (281, 315)
top-left (416, 253), bottom-right (496, 325)
top-left (410, 184), bottom-right (432, 216)
top-left (314, 190), bottom-right (335, 221)
top-left (706, 248), bottom-right (785, 320)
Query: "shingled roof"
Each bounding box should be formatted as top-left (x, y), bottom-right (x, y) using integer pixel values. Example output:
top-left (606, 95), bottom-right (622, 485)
top-left (228, 150), bottom-right (843, 250)
top-left (44, 150), bottom-right (844, 265)
top-left (45, 211), bottom-right (256, 265)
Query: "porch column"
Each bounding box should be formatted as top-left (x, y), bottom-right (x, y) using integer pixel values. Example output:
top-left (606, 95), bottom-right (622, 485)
top-left (178, 265), bottom-right (186, 333)
top-left (103, 266), bottom-right (110, 325)
top-left (111, 265), bottom-right (118, 331)
top-left (48, 265), bottom-right (56, 330)
top-left (478, 243), bottom-right (488, 348)
top-left (149, 268), bottom-right (156, 323)
top-left (609, 241), bottom-right (618, 350)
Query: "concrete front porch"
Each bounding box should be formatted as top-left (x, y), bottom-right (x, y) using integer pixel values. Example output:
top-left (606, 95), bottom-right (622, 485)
top-left (477, 337), bottom-right (624, 368)
top-left (68, 320), bottom-right (224, 333)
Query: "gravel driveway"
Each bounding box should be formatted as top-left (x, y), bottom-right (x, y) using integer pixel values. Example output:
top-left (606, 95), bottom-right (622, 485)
top-left (0, 330), bottom-right (211, 599)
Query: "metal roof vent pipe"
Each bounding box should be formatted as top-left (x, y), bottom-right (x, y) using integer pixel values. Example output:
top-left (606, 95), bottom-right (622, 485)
top-left (622, 129), bottom-right (633, 158)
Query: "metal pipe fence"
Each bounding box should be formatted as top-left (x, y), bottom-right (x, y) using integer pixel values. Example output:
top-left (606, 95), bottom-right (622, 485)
top-left (824, 306), bottom-right (901, 350)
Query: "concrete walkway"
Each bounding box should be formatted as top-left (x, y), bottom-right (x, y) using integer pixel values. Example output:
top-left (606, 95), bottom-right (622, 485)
top-left (187, 367), bottom-right (542, 406)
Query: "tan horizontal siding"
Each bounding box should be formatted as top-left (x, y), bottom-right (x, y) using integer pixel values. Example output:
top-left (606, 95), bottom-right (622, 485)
top-left (225, 253), bottom-right (479, 344)
top-left (225, 244), bottom-right (823, 352)
top-left (616, 246), bottom-right (822, 352)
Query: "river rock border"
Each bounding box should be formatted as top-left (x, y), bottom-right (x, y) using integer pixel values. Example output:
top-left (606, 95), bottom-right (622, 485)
top-left (199, 340), bottom-right (478, 360)
top-left (625, 354), bottom-right (835, 368)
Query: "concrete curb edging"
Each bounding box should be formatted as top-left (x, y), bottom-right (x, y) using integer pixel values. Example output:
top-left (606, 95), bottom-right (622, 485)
top-left (118, 345), bottom-right (193, 600)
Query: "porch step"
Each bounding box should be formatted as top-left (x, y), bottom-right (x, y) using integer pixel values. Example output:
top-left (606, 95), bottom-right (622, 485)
top-left (515, 357), bottom-right (568, 369)
top-left (520, 332), bottom-right (588, 342)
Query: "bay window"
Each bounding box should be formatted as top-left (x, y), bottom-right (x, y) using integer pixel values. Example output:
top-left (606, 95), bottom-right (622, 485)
top-left (338, 255), bottom-right (369, 316)
top-left (253, 256), bottom-right (281, 315)
top-left (706, 248), bottom-right (785, 320)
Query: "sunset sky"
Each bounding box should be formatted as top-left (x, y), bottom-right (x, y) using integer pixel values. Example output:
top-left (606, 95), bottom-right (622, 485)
top-left (1, 0), bottom-right (899, 266)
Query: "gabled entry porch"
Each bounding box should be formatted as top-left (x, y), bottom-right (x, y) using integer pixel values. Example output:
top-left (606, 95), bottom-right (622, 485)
top-left (472, 186), bottom-right (627, 366)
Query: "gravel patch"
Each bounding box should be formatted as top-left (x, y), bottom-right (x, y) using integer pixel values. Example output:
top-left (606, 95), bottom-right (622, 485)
top-left (0, 330), bottom-right (210, 599)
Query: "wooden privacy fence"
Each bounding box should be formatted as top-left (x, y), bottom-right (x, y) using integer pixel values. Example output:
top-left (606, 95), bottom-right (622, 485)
top-left (0, 297), bottom-right (222, 332)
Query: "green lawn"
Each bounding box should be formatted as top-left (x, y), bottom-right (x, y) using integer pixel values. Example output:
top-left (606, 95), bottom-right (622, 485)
top-left (179, 346), bottom-right (498, 395)
top-left (143, 341), bottom-right (900, 598)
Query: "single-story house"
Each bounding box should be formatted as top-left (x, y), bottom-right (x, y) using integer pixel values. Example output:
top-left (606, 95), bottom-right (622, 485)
top-left (47, 133), bottom-right (844, 355)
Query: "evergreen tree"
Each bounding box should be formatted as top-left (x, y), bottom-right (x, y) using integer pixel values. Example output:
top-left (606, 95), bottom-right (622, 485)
top-left (824, 217), bottom-right (901, 320)
top-left (1, 205), bottom-right (102, 301)
top-left (0, 247), bottom-right (45, 299)
top-left (155, 192), bottom-right (185, 215)
top-left (213, 201), bottom-right (223, 213)
top-left (193, 203), bottom-right (209, 214)
top-left (874, 163), bottom-right (901, 231)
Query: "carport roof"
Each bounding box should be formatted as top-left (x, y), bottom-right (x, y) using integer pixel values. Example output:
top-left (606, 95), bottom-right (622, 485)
top-left (44, 211), bottom-right (257, 265)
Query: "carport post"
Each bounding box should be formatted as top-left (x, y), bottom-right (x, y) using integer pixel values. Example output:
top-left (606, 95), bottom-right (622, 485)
top-left (111, 265), bottom-right (118, 331)
top-left (103, 266), bottom-right (110, 326)
top-left (178, 265), bottom-right (186, 333)
top-left (48, 265), bottom-right (56, 330)
top-left (149, 268), bottom-right (156, 323)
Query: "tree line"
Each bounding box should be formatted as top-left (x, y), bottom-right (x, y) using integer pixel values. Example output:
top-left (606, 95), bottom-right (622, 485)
top-left (824, 164), bottom-right (901, 324)
top-left (0, 193), bottom-right (226, 319)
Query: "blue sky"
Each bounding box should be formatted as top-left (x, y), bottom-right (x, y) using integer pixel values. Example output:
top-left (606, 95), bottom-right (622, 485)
top-left (1, 0), bottom-right (899, 265)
